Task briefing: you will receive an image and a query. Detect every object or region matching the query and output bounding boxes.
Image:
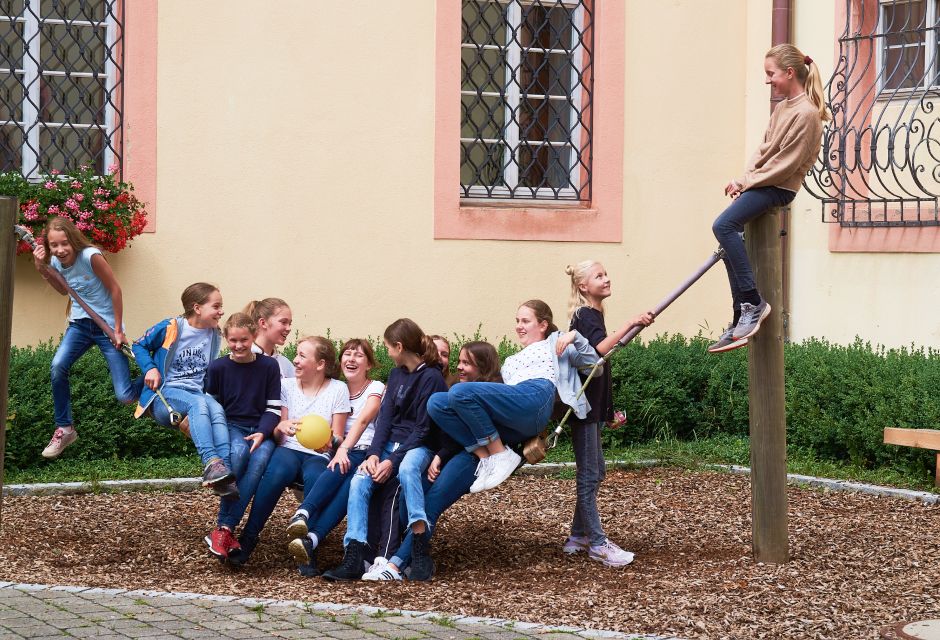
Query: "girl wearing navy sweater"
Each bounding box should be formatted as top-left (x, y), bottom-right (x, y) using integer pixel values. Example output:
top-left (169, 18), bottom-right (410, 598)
top-left (322, 318), bottom-right (447, 581)
top-left (202, 312), bottom-right (282, 560)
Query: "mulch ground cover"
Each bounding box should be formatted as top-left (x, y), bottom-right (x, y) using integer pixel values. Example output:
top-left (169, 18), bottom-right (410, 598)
top-left (0, 467), bottom-right (938, 640)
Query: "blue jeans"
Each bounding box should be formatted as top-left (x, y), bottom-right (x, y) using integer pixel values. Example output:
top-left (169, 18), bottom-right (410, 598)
top-left (241, 447), bottom-right (328, 542)
top-left (51, 318), bottom-right (141, 427)
top-left (712, 186), bottom-right (796, 305)
top-left (151, 387), bottom-right (229, 467)
top-left (308, 472), bottom-right (356, 542)
top-left (398, 446), bottom-right (435, 529)
top-left (217, 423), bottom-right (276, 530)
top-left (391, 451), bottom-right (476, 569)
top-left (344, 441), bottom-right (398, 546)
top-left (297, 448), bottom-right (367, 518)
top-left (427, 379), bottom-right (556, 451)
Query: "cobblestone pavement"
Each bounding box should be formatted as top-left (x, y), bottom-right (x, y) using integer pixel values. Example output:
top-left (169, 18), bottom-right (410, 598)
top-left (0, 582), bottom-right (681, 640)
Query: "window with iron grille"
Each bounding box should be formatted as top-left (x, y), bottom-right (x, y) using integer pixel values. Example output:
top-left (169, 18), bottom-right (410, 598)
top-left (807, 0), bottom-right (940, 226)
top-left (0, 0), bottom-right (123, 179)
top-left (460, 0), bottom-right (593, 202)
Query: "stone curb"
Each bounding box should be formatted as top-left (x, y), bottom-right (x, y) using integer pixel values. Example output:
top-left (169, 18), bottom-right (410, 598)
top-left (3, 459), bottom-right (938, 505)
top-left (0, 581), bottom-right (682, 640)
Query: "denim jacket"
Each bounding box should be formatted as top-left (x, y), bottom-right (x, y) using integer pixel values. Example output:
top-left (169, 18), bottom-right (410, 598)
top-left (131, 315), bottom-right (222, 418)
top-left (547, 330), bottom-right (603, 420)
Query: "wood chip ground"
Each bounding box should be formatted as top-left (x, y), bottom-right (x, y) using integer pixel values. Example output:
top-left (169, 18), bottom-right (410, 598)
top-left (1, 468), bottom-right (937, 640)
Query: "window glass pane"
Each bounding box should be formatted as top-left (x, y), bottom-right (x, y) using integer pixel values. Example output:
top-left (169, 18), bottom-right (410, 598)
top-left (0, 1), bottom-right (24, 16)
top-left (520, 50), bottom-right (573, 97)
top-left (40, 23), bottom-right (106, 73)
top-left (40, 75), bottom-right (105, 124)
top-left (0, 72), bottom-right (23, 120)
top-left (461, 46), bottom-right (504, 94)
top-left (0, 19), bottom-right (23, 69)
top-left (462, 0), bottom-right (505, 48)
top-left (461, 94), bottom-right (504, 140)
top-left (519, 97), bottom-right (572, 143)
top-left (520, 4), bottom-right (573, 50)
top-left (881, 0), bottom-right (926, 34)
top-left (39, 123), bottom-right (104, 173)
top-left (518, 143), bottom-right (573, 190)
top-left (0, 124), bottom-right (21, 170)
top-left (461, 141), bottom-right (505, 187)
top-left (883, 43), bottom-right (925, 89)
top-left (41, 0), bottom-right (106, 22)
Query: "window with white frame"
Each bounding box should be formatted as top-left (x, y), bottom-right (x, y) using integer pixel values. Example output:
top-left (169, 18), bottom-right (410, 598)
top-left (460, 0), bottom-right (593, 202)
top-left (0, 0), bottom-right (123, 178)
top-left (878, 0), bottom-right (938, 92)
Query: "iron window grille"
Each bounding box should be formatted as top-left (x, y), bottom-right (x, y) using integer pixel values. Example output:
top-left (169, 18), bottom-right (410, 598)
top-left (460, 0), bottom-right (593, 202)
top-left (0, 0), bottom-right (123, 179)
top-left (807, 0), bottom-right (940, 226)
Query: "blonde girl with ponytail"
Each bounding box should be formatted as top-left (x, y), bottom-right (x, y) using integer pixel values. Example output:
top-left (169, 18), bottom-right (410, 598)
top-left (709, 43), bottom-right (827, 354)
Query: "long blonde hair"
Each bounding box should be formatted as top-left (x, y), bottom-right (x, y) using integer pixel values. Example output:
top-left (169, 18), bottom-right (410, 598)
top-left (766, 43), bottom-right (830, 122)
top-left (565, 260), bottom-right (602, 321)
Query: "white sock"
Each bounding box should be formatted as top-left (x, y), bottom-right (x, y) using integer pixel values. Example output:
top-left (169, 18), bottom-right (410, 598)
top-left (295, 508), bottom-right (309, 519)
top-left (306, 532), bottom-right (319, 549)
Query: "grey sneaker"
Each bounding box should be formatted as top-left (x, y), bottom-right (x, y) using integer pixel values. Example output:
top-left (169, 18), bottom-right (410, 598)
top-left (41, 427), bottom-right (78, 458)
top-left (201, 459), bottom-right (233, 487)
top-left (707, 325), bottom-right (748, 353)
top-left (732, 300), bottom-right (771, 340)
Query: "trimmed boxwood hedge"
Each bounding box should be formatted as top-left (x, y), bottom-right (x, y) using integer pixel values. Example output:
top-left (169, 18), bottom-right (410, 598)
top-left (4, 333), bottom-right (937, 477)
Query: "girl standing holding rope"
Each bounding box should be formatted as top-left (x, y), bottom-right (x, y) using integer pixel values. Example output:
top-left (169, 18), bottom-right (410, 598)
top-left (708, 44), bottom-right (826, 353)
top-left (32, 216), bottom-right (142, 459)
top-left (565, 261), bottom-right (653, 567)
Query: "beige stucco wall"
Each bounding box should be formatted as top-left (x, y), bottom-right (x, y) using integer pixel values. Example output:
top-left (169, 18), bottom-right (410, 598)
top-left (13, 0), bottom-right (819, 351)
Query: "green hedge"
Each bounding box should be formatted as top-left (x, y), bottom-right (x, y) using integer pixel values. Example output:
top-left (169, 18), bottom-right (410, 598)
top-left (4, 333), bottom-right (937, 477)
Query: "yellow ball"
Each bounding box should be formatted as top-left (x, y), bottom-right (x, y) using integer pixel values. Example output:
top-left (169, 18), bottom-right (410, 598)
top-left (296, 414), bottom-right (331, 450)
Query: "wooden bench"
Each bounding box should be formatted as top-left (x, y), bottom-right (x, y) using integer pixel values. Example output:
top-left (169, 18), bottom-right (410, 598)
top-left (883, 427), bottom-right (940, 486)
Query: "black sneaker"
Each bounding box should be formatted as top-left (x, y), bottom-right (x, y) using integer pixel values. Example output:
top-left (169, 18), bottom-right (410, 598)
top-left (202, 459), bottom-right (233, 487)
top-left (288, 537), bottom-right (319, 577)
top-left (227, 534), bottom-right (257, 568)
top-left (409, 530), bottom-right (435, 582)
top-left (212, 477), bottom-right (240, 500)
top-left (321, 540), bottom-right (367, 581)
top-left (285, 513), bottom-right (308, 539)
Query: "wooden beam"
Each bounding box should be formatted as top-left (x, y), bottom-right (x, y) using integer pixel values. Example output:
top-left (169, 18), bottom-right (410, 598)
top-left (0, 197), bottom-right (18, 533)
top-left (883, 427), bottom-right (940, 450)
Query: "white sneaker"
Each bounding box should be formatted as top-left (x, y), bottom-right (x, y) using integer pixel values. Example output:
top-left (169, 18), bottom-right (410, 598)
top-left (562, 535), bottom-right (590, 554)
top-left (42, 427), bottom-right (77, 458)
top-left (468, 457), bottom-right (492, 494)
top-left (482, 448), bottom-right (522, 491)
top-left (588, 539), bottom-right (635, 567)
top-left (362, 562), bottom-right (402, 581)
top-left (364, 556), bottom-right (387, 574)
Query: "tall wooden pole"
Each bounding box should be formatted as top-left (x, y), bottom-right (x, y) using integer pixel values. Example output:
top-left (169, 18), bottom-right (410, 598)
top-left (0, 197), bottom-right (18, 533)
top-left (746, 205), bottom-right (789, 563)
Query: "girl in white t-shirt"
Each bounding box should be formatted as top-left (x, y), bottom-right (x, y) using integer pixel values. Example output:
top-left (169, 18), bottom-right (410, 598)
top-left (244, 298), bottom-right (295, 378)
top-left (285, 338), bottom-right (385, 576)
top-left (226, 336), bottom-right (350, 566)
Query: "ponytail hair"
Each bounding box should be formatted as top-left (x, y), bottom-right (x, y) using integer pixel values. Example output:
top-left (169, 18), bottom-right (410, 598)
top-left (243, 297), bottom-right (289, 323)
top-left (384, 318), bottom-right (440, 366)
top-left (565, 260), bottom-right (602, 322)
top-left (223, 312), bottom-right (257, 337)
top-left (766, 43), bottom-right (830, 122)
top-left (180, 282), bottom-right (219, 318)
top-left (519, 299), bottom-right (559, 336)
top-left (297, 335), bottom-right (339, 378)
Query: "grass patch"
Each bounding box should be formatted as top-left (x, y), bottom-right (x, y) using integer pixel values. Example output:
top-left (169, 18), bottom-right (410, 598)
top-left (3, 454), bottom-right (201, 485)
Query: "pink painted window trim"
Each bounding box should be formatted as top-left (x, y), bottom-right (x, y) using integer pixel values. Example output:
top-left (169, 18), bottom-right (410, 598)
top-left (121, 1), bottom-right (158, 232)
top-left (434, 0), bottom-right (624, 242)
top-left (828, 0), bottom-right (940, 253)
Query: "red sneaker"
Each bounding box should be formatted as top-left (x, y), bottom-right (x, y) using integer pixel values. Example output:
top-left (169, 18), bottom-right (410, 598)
top-left (204, 527), bottom-right (239, 558)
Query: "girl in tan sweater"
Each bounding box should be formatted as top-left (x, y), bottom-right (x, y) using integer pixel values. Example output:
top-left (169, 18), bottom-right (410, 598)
top-left (708, 43), bottom-right (828, 353)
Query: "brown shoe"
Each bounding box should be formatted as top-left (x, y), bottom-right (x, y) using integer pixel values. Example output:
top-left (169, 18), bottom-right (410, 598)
top-left (41, 427), bottom-right (78, 458)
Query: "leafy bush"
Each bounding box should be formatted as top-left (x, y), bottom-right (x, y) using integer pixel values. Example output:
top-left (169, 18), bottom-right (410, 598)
top-left (4, 332), bottom-right (937, 479)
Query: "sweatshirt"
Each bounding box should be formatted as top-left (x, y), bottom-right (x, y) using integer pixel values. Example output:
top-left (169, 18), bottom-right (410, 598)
top-left (366, 362), bottom-right (448, 472)
top-left (737, 93), bottom-right (823, 193)
top-left (204, 355), bottom-right (282, 438)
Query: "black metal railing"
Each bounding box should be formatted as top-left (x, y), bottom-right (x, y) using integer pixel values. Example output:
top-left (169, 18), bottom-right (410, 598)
top-left (460, 0), bottom-right (593, 202)
top-left (0, 0), bottom-right (123, 179)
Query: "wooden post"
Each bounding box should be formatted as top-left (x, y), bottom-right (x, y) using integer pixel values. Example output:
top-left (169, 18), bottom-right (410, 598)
top-left (746, 205), bottom-right (789, 563)
top-left (0, 197), bottom-right (18, 533)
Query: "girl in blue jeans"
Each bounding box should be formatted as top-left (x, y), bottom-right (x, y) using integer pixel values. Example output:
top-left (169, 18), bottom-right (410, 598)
top-left (133, 283), bottom-right (231, 492)
top-left (284, 338), bottom-right (385, 576)
top-left (708, 43), bottom-right (827, 353)
top-left (202, 312), bottom-right (282, 561)
top-left (31, 217), bottom-right (142, 459)
top-left (225, 336), bottom-right (350, 567)
top-left (428, 300), bottom-right (601, 495)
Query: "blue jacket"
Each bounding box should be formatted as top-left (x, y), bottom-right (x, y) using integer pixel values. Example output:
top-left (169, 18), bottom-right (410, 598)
top-left (132, 316), bottom-right (222, 418)
top-left (547, 330), bottom-right (604, 420)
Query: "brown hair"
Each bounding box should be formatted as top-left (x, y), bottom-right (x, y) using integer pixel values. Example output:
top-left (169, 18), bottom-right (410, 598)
top-left (459, 341), bottom-right (502, 383)
top-left (41, 216), bottom-right (94, 263)
top-left (223, 312), bottom-right (257, 337)
top-left (297, 335), bottom-right (339, 378)
top-left (519, 299), bottom-right (559, 336)
top-left (384, 318), bottom-right (440, 366)
top-left (766, 43), bottom-right (830, 122)
top-left (180, 282), bottom-right (219, 318)
top-left (243, 298), bottom-right (289, 323)
top-left (340, 338), bottom-right (377, 371)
